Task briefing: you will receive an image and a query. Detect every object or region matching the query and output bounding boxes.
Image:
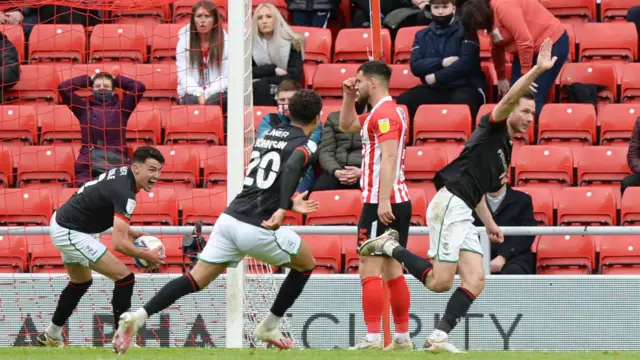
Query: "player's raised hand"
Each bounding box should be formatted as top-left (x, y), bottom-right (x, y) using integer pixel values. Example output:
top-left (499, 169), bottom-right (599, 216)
top-left (378, 199), bottom-right (395, 225)
top-left (291, 191), bottom-right (320, 215)
top-left (486, 221), bottom-right (504, 244)
top-left (342, 77), bottom-right (357, 98)
top-left (262, 209), bottom-right (287, 230)
top-left (536, 37), bottom-right (557, 71)
top-left (143, 246), bottom-right (166, 268)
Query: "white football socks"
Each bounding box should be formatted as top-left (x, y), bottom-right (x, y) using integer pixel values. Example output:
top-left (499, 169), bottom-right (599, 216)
top-left (394, 332), bottom-right (410, 343)
top-left (366, 333), bottom-right (381, 342)
top-left (46, 323), bottom-right (62, 340)
top-left (263, 313), bottom-right (282, 331)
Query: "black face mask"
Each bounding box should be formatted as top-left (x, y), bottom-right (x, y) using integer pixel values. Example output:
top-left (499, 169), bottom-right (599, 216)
top-left (432, 13), bottom-right (454, 28)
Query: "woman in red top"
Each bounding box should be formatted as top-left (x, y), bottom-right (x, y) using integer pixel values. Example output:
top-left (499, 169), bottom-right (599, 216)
top-left (461, 0), bottom-right (569, 117)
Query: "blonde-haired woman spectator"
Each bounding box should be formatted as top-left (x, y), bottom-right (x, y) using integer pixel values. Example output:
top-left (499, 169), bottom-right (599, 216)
top-left (176, 1), bottom-right (229, 110)
top-left (252, 3), bottom-right (304, 106)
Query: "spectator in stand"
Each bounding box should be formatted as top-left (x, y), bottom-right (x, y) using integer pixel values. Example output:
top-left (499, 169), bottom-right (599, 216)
top-left (473, 184), bottom-right (537, 275)
top-left (628, 7), bottom-right (640, 50)
top-left (252, 3), bottom-right (304, 106)
top-left (4, 5), bottom-right (102, 39)
top-left (257, 80), bottom-right (322, 192)
top-left (622, 116), bottom-right (640, 195)
top-left (176, 1), bottom-right (228, 110)
top-left (0, 31), bottom-right (19, 103)
top-left (58, 72), bottom-right (146, 187)
top-left (461, 0), bottom-right (569, 118)
top-left (351, 0), bottom-right (406, 28)
top-left (314, 110), bottom-right (363, 192)
top-left (397, 0), bottom-right (487, 120)
top-left (286, 0), bottom-right (340, 28)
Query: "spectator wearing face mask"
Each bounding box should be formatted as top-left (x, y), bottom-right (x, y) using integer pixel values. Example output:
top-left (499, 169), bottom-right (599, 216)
top-left (58, 72), bottom-right (146, 186)
top-left (256, 80), bottom-right (322, 192)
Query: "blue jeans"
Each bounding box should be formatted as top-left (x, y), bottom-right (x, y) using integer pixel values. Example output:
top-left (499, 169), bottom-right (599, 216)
top-left (510, 31), bottom-right (570, 118)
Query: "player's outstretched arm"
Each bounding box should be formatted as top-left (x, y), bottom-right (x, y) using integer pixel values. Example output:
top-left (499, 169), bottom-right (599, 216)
top-left (339, 77), bottom-right (362, 133)
top-left (492, 38), bottom-right (557, 122)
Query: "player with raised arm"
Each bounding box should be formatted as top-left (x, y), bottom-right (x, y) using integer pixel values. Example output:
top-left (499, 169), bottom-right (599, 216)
top-left (36, 146), bottom-right (166, 350)
top-left (115, 89), bottom-right (324, 354)
top-left (339, 61), bottom-right (413, 350)
top-left (358, 38), bottom-right (557, 353)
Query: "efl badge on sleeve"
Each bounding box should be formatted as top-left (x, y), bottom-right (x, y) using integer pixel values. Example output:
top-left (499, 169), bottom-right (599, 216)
top-left (378, 118), bottom-right (390, 134)
top-left (126, 199), bottom-right (136, 214)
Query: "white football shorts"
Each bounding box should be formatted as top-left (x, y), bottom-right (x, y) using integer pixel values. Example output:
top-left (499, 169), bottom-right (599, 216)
top-left (49, 212), bottom-right (107, 267)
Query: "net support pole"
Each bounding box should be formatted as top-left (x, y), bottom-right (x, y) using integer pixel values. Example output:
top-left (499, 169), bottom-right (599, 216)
top-left (226, 0), bottom-right (249, 348)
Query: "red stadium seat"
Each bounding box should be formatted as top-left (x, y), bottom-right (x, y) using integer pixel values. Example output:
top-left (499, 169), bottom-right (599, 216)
top-left (600, 0), bottom-right (639, 22)
top-left (89, 24), bottom-right (147, 64)
top-left (54, 187), bottom-right (78, 210)
top-left (131, 188), bottom-right (178, 226)
top-left (444, 145), bottom-right (463, 164)
top-left (28, 24), bottom-right (86, 63)
top-left (537, 104), bottom-right (596, 147)
top-left (110, 2), bottom-right (170, 44)
top-left (5, 64), bottom-right (61, 105)
top-left (621, 63), bottom-right (640, 104)
top-left (578, 23), bottom-right (638, 81)
top-left (404, 146), bottom-right (447, 184)
top-left (407, 235), bottom-right (430, 259)
top-left (512, 187), bottom-right (554, 226)
top-left (0, 189), bottom-right (53, 226)
top-left (165, 105), bottom-right (225, 145)
top-left (334, 28), bottom-right (392, 64)
top-left (153, 145), bottom-right (200, 189)
top-left (38, 105), bottom-right (82, 144)
top-left (540, 0), bottom-right (595, 34)
top-left (0, 235), bottom-right (28, 272)
top-left (513, 145), bottom-right (574, 195)
top-left (155, 235), bottom-right (188, 274)
top-left (118, 63), bottom-right (178, 104)
top-left (126, 105), bottom-right (162, 145)
top-left (150, 23), bottom-right (182, 64)
top-left (306, 190), bottom-right (363, 226)
top-left (303, 236), bottom-right (342, 274)
top-left (596, 235), bottom-right (640, 275)
top-left (342, 235), bottom-right (359, 274)
top-left (413, 105), bottom-right (472, 147)
top-left (394, 26), bottom-right (425, 64)
top-left (179, 189), bottom-right (226, 225)
top-left (0, 148), bottom-right (12, 188)
top-left (203, 146), bottom-right (227, 193)
top-left (389, 64), bottom-right (421, 97)
top-left (476, 103), bottom-right (495, 125)
top-left (0, 105), bottom-right (37, 153)
top-left (575, 146), bottom-right (630, 204)
top-left (313, 63), bottom-right (360, 106)
top-left (621, 187), bottom-right (640, 225)
top-left (292, 26), bottom-right (332, 86)
top-left (28, 235), bottom-right (66, 273)
top-left (0, 24), bottom-right (25, 62)
top-left (16, 145), bottom-right (75, 188)
top-left (599, 104), bottom-right (640, 146)
top-left (556, 187), bottom-right (617, 226)
top-left (407, 188), bottom-right (427, 226)
top-left (559, 63), bottom-right (617, 110)
top-left (535, 235), bottom-right (595, 274)
top-left (253, 106), bottom-right (277, 131)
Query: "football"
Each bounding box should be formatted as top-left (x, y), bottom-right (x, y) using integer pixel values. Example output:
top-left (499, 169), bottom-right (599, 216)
top-left (133, 236), bottom-right (165, 269)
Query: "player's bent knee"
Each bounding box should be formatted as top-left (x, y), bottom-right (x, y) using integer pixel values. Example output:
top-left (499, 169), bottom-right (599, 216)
top-left (461, 272), bottom-right (485, 296)
top-left (90, 251), bottom-right (131, 281)
top-left (358, 256), bottom-right (384, 278)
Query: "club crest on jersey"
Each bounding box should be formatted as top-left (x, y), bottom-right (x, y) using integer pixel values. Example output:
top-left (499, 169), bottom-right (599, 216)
top-left (126, 199), bottom-right (136, 214)
top-left (378, 118), bottom-right (390, 133)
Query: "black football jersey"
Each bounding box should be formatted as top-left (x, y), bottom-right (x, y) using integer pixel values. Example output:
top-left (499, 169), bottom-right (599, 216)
top-left (225, 123), bottom-right (317, 227)
top-left (434, 113), bottom-right (512, 209)
top-left (55, 166), bottom-right (139, 233)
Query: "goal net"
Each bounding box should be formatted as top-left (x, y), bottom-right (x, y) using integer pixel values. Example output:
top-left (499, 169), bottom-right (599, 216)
top-left (0, 0), bottom-right (297, 348)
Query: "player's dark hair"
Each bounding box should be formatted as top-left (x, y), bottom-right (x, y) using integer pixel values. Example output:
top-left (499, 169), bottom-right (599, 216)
top-left (133, 146), bottom-right (165, 164)
top-left (277, 79), bottom-right (301, 94)
top-left (91, 72), bottom-right (115, 87)
top-left (357, 60), bottom-right (392, 86)
top-left (431, 0), bottom-right (456, 5)
top-left (288, 89), bottom-right (323, 125)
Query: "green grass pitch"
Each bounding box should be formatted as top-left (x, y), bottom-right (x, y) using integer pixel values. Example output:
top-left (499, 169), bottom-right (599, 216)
top-left (1, 348), bottom-right (638, 360)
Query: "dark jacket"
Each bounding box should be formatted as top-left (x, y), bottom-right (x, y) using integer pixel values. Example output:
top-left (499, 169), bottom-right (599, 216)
top-left (58, 75), bottom-right (145, 186)
top-left (286, 0), bottom-right (341, 11)
top-left (252, 45), bottom-right (304, 86)
top-left (319, 111), bottom-right (362, 175)
top-left (410, 18), bottom-right (487, 93)
top-left (473, 187), bottom-right (537, 272)
top-left (22, 6), bottom-right (103, 37)
top-left (0, 32), bottom-right (19, 101)
top-left (628, 117), bottom-right (640, 174)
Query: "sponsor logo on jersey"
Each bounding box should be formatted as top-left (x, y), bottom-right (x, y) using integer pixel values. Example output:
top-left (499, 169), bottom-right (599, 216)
top-left (126, 199), bottom-right (136, 215)
top-left (378, 118), bottom-right (390, 133)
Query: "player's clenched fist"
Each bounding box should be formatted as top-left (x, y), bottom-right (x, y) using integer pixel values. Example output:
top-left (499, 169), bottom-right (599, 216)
top-left (342, 77), bottom-right (357, 98)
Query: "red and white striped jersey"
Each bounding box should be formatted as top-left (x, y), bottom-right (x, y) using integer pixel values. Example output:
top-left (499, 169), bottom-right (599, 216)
top-left (358, 96), bottom-right (410, 204)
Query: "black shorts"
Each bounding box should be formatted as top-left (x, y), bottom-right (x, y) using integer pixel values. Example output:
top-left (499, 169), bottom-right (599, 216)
top-left (357, 201), bottom-right (412, 250)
